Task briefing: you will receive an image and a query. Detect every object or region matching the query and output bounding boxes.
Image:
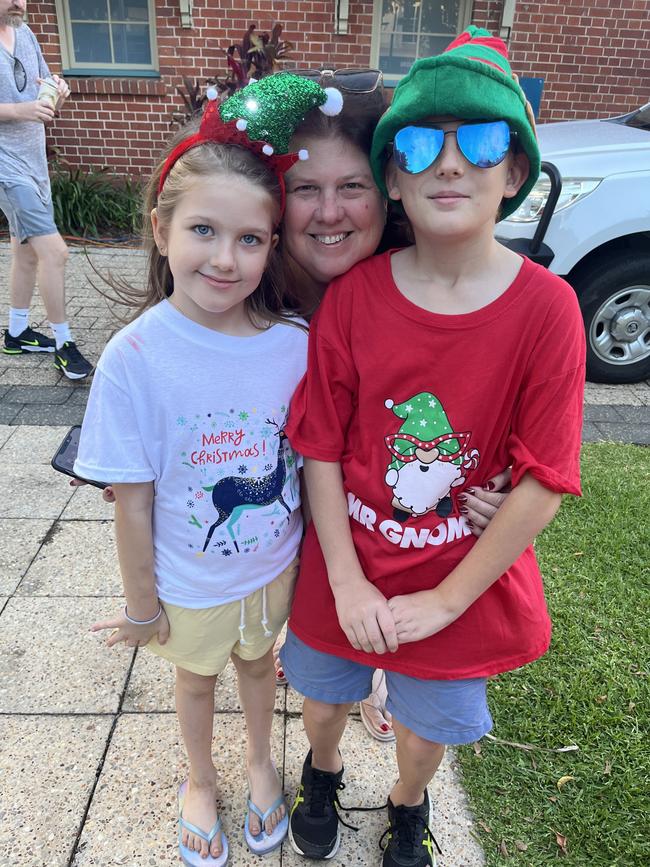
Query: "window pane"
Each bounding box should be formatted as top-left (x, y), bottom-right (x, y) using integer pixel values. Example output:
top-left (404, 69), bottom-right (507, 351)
top-left (418, 33), bottom-right (458, 57)
top-left (379, 30), bottom-right (418, 75)
top-left (112, 23), bottom-right (151, 64)
top-left (420, 1), bottom-right (460, 34)
top-left (69, 0), bottom-right (108, 21)
top-left (110, 0), bottom-right (149, 22)
top-left (71, 22), bottom-right (111, 62)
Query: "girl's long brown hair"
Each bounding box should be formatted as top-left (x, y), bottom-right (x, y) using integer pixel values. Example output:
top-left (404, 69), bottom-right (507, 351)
top-left (103, 126), bottom-right (300, 331)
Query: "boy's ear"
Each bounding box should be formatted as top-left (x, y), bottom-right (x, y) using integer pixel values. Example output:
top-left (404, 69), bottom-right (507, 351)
top-left (150, 207), bottom-right (168, 254)
top-left (502, 151), bottom-right (530, 202)
top-left (384, 158), bottom-right (403, 202)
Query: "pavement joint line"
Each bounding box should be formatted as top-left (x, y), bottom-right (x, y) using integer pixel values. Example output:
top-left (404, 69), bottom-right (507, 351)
top-left (11, 490), bottom-right (75, 597)
top-left (67, 645), bottom-right (139, 867)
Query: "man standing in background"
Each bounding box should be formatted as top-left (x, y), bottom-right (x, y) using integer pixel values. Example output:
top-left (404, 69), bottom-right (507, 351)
top-left (0, 0), bottom-right (92, 379)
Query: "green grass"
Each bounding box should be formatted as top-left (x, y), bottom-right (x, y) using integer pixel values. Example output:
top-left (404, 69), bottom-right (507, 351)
top-left (458, 443), bottom-right (649, 866)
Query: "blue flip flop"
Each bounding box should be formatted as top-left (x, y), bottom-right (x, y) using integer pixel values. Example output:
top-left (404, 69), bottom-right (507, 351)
top-left (178, 781), bottom-right (229, 866)
top-left (244, 793), bottom-right (289, 855)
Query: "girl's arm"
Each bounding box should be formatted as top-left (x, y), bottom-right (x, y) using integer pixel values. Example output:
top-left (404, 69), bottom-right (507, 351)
top-left (91, 482), bottom-right (169, 647)
top-left (304, 458), bottom-right (398, 655)
top-left (388, 472), bottom-right (561, 642)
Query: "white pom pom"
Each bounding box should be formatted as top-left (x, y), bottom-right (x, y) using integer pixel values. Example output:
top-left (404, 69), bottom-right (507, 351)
top-left (262, 144), bottom-right (274, 155)
top-left (206, 87), bottom-right (218, 101)
top-left (385, 399), bottom-right (394, 409)
top-left (319, 87), bottom-right (344, 116)
top-left (236, 118), bottom-right (248, 131)
top-left (298, 148), bottom-right (309, 161)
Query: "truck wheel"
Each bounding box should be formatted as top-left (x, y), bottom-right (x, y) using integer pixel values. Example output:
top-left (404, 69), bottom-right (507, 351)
top-left (574, 253), bottom-right (650, 384)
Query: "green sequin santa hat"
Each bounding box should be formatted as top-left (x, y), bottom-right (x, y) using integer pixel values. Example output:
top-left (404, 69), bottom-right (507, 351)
top-left (370, 26), bottom-right (540, 219)
top-left (384, 392), bottom-right (471, 472)
top-left (158, 73), bottom-right (344, 214)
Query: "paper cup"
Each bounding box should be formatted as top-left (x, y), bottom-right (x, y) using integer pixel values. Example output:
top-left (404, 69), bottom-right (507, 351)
top-left (37, 78), bottom-right (59, 110)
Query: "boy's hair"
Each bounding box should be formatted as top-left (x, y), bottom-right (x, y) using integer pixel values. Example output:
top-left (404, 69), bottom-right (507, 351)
top-left (106, 127), bottom-right (291, 329)
top-left (370, 26), bottom-right (541, 220)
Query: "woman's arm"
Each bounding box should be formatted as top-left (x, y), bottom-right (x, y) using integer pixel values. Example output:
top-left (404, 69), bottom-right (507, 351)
top-left (304, 458), bottom-right (398, 655)
top-left (90, 482), bottom-right (169, 647)
top-left (388, 472), bottom-right (561, 642)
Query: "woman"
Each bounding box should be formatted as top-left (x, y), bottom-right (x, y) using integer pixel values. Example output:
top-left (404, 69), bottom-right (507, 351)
top-left (78, 73), bottom-right (510, 741)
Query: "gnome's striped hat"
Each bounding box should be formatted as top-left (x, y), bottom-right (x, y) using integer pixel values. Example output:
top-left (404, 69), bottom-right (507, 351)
top-left (370, 26), bottom-right (540, 219)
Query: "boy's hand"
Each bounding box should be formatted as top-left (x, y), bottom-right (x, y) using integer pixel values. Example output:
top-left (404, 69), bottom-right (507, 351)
top-left (91, 607), bottom-right (170, 647)
top-left (333, 577), bottom-right (398, 654)
top-left (388, 589), bottom-right (459, 643)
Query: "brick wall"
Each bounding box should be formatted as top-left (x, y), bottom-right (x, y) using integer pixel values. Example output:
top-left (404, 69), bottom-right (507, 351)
top-left (31, 0), bottom-right (374, 177)
top-left (30, 1), bottom-right (649, 177)
top-left (473, 0), bottom-right (649, 122)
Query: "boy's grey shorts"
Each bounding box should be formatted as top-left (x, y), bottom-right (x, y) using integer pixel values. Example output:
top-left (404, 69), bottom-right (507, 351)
top-left (0, 182), bottom-right (57, 243)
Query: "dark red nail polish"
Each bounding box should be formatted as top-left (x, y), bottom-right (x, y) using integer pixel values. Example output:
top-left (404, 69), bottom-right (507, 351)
top-left (466, 488), bottom-right (475, 495)
top-left (467, 519), bottom-right (474, 527)
top-left (458, 494), bottom-right (467, 503)
top-left (460, 506), bottom-right (468, 514)
top-left (484, 481), bottom-right (495, 491)
top-left (381, 724), bottom-right (389, 732)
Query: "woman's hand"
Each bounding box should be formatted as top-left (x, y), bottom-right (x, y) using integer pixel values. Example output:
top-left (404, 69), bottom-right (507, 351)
top-left (460, 468), bottom-right (511, 537)
top-left (69, 478), bottom-right (116, 503)
top-left (91, 606), bottom-right (170, 648)
top-left (333, 576), bottom-right (398, 655)
top-left (388, 588), bottom-right (459, 644)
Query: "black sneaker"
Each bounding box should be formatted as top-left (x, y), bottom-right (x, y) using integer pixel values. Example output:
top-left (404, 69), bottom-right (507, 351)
top-left (3, 326), bottom-right (55, 354)
top-left (289, 750), bottom-right (347, 859)
top-left (53, 341), bottom-right (93, 380)
top-left (380, 790), bottom-right (442, 867)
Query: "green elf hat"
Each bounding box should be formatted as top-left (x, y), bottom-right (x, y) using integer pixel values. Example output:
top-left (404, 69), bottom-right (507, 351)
top-left (158, 72), bottom-right (344, 214)
top-left (370, 26), bottom-right (540, 219)
top-left (384, 392), bottom-right (468, 472)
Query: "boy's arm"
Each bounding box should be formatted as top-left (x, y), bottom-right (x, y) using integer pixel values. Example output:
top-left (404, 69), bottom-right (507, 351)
top-left (91, 482), bottom-right (169, 647)
top-left (388, 473), bottom-right (561, 642)
top-left (304, 458), bottom-right (398, 655)
top-left (0, 102), bottom-right (55, 123)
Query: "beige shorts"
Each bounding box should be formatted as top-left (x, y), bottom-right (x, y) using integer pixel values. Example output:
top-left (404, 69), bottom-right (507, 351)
top-left (147, 558), bottom-right (299, 676)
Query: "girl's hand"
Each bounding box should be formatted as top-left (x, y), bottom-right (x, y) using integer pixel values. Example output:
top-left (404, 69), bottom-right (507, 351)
top-left (90, 607), bottom-right (170, 647)
top-left (69, 478), bottom-right (116, 503)
top-left (388, 589), bottom-right (459, 644)
top-left (333, 577), bottom-right (398, 655)
top-left (461, 468), bottom-right (512, 537)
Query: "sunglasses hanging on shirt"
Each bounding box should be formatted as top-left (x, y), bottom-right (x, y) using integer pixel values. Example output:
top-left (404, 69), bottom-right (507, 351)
top-left (392, 120), bottom-right (513, 174)
top-left (13, 56), bottom-right (26, 93)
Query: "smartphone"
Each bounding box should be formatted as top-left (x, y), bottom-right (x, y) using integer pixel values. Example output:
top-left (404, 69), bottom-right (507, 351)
top-left (51, 425), bottom-right (108, 490)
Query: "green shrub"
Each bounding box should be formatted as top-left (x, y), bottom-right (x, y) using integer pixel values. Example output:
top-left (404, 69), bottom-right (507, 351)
top-left (49, 165), bottom-right (142, 238)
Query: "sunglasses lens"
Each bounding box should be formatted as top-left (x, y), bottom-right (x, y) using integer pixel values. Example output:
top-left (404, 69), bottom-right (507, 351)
top-left (333, 69), bottom-right (382, 93)
top-left (394, 126), bottom-right (445, 174)
top-left (14, 58), bottom-right (26, 92)
top-left (457, 120), bottom-right (510, 168)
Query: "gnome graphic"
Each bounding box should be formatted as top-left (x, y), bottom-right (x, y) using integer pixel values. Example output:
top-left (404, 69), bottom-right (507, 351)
top-left (384, 392), bottom-right (480, 522)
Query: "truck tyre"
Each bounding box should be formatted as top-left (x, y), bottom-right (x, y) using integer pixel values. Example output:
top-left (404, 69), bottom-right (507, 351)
top-left (573, 252), bottom-right (650, 384)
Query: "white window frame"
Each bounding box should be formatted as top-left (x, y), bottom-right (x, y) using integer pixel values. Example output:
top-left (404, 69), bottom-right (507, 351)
top-left (370, 0), bottom-right (472, 86)
top-left (55, 0), bottom-right (158, 76)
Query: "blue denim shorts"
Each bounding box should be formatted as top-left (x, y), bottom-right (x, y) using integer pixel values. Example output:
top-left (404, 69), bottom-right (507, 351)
top-left (0, 182), bottom-right (57, 242)
top-left (280, 628), bottom-right (493, 745)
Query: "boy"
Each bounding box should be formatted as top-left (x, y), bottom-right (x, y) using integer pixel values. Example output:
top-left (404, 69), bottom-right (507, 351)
top-left (282, 26), bottom-right (585, 867)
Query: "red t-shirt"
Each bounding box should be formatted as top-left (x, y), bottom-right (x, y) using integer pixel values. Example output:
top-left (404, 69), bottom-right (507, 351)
top-left (286, 251), bottom-right (585, 679)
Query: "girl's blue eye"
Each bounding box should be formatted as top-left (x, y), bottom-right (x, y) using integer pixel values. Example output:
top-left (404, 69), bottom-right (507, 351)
top-left (241, 234), bottom-right (260, 246)
top-left (193, 224), bottom-right (212, 236)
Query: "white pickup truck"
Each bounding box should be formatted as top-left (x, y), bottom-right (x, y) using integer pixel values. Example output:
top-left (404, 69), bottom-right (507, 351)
top-left (496, 103), bottom-right (650, 383)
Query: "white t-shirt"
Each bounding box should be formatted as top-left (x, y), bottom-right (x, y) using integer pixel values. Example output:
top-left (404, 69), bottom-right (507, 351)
top-left (75, 300), bottom-right (308, 608)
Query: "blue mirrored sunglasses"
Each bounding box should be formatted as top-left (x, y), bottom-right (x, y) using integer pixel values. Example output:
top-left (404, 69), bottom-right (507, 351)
top-left (392, 120), bottom-right (512, 173)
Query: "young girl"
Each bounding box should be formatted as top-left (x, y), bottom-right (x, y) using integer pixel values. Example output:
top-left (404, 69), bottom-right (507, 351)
top-left (75, 75), bottom-right (343, 866)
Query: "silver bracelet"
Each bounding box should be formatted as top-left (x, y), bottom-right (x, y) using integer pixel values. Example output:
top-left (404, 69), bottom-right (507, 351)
top-left (124, 603), bottom-right (162, 625)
